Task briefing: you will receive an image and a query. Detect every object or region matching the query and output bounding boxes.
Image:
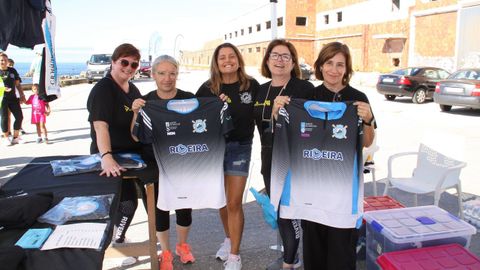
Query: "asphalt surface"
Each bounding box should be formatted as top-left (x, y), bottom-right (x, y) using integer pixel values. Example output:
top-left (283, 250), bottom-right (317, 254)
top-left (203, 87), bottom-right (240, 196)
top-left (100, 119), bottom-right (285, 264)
top-left (1, 69), bottom-right (479, 269)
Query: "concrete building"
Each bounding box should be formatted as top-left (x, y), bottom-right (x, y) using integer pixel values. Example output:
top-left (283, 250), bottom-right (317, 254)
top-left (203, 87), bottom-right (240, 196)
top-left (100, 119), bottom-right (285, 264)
top-left (183, 0), bottom-right (480, 73)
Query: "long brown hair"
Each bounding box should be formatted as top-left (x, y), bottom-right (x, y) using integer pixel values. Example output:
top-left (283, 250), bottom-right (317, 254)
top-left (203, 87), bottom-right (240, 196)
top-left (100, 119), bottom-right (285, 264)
top-left (314, 42), bottom-right (353, 85)
top-left (208, 43), bottom-right (251, 95)
top-left (260, 39), bottom-right (301, 79)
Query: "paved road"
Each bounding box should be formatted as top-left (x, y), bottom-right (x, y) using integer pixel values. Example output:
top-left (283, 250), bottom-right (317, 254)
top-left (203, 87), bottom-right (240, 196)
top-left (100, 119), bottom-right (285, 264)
top-left (1, 69), bottom-right (479, 269)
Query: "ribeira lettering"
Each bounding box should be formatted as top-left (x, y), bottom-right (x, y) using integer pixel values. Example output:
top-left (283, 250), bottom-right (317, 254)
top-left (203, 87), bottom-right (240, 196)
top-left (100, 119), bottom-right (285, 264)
top-left (169, 144), bottom-right (209, 155)
top-left (303, 148), bottom-right (344, 161)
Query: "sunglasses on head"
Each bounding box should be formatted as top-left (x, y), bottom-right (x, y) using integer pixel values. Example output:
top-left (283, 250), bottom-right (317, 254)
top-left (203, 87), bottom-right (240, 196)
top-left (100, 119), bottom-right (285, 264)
top-left (120, 59), bottom-right (139, 69)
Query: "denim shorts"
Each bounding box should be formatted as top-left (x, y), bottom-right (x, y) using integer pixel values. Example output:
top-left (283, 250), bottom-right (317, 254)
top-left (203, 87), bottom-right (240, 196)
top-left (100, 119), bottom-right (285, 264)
top-left (224, 140), bottom-right (253, 177)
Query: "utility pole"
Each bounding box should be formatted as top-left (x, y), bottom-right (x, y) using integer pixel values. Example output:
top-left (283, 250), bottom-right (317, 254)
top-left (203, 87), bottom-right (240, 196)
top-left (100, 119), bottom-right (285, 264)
top-left (270, 0), bottom-right (278, 39)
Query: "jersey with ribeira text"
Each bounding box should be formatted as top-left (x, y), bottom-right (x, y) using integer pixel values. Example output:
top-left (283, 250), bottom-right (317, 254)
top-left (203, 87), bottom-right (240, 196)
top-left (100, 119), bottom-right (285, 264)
top-left (133, 97), bottom-right (233, 211)
top-left (270, 99), bottom-right (364, 228)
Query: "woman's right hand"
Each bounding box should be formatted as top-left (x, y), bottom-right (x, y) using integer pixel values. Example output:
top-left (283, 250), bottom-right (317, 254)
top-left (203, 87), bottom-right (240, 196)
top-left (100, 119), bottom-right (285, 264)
top-left (100, 154), bottom-right (126, 177)
top-left (132, 98), bottom-right (146, 113)
top-left (272, 96), bottom-right (291, 120)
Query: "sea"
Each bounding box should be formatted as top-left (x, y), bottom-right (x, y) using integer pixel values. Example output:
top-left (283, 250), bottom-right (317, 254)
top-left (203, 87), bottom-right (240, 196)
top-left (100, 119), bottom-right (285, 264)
top-left (14, 62), bottom-right (86, 84)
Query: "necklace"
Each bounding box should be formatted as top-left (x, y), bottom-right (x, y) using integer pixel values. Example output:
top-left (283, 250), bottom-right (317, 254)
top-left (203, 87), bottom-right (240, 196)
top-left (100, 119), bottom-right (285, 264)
top-left (261, 79), bottom-right (289, 122)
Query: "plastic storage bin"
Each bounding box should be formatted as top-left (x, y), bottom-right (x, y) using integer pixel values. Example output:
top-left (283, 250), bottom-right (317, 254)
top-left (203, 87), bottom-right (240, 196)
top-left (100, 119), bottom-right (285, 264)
top-left (377, 243), bottom-right (480, 270)
top-left (358, 196), bottom-right (405, 261)
top-left (364, 205), bottom-right (476, 270)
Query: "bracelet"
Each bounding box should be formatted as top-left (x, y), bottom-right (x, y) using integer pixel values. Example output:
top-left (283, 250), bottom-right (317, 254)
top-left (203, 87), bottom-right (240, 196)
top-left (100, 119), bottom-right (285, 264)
top-left (364, 118), bottom-right (374, 126)
top-left (101, 151), bottom-right (112, 158)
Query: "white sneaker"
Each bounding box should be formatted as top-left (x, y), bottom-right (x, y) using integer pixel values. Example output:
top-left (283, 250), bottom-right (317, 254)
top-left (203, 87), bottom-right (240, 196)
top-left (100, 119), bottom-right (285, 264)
top-left (120, 256), bottom-right (138, 266)
top-left (216, 238), bottom-right (231, 261)
top-left (224, 255), bottom-right (242, 270)
top-left (11, 137), bottom-right (25, 144)
top-left (2, 138), bottom-right (12, 146)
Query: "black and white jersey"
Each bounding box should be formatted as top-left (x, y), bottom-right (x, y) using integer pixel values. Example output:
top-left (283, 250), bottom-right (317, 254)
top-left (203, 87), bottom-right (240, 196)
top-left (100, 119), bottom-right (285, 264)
top-left (271, 99), bottom-right (363, 228)
top-left (133, 97), bottom-right (233, 211)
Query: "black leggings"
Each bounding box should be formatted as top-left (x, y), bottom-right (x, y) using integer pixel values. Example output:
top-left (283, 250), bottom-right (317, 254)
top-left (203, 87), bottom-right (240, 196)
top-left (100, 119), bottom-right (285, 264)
top-left (302, 220), bottom-right (358, 270)
top-left (261, 145), bottom-right (300, 264)
top-left (0, 99), bottom-right (23, 133)
top-left (154, 182), bottom-right (192, 232)
top-left (114, 180), bottom-right (141, 243)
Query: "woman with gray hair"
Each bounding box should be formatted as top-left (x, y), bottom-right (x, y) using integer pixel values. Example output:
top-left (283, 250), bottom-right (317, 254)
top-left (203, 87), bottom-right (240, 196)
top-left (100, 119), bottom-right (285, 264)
top-left (131, 55), bottom-right (196, 270)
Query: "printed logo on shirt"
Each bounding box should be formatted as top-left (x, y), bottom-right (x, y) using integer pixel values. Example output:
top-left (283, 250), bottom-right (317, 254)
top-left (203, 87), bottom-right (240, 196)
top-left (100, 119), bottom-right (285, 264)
top-left (332, 124), bottom-right (348, 139)
top-left (165, 121), bottom-right (180, 136)
top-left (192, 119), bottom-right (207, 133)
top-left (303, 148), bottom-right (344, 161)
top-left (169, 144), bottom-right (209, 155)
top-left (239, 92), bottom-right (252, 104)
top-left (124, 105), bottom-right (133, 112)
top-left (254, 100), bottom-right (271, 107)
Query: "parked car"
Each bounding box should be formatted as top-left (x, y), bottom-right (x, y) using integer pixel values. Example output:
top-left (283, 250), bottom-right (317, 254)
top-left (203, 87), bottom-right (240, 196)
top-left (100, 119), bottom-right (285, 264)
top-left (376, 67), bottom-right (450, 104)
top-left (86, 54), bottom-right (112, 84)
top-left (138, 61), bottom-right (152, 78)
top-left (299, 63), bottom-right (314, 80)
top-left (433, 68), bottom-right (480, 111)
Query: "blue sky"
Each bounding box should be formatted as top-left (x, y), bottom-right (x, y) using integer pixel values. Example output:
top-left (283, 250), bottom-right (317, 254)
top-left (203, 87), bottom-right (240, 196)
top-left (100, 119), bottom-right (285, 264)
top-left (5, 0), bottom-right (266, 63)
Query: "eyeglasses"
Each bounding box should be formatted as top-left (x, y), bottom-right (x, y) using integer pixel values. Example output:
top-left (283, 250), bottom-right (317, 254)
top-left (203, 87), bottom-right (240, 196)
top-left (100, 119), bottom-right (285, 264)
top-left (119, 59), bottom-right (139, 69)
top-left (269, 53), bottom-right (292, 62)
top-left (333, 92), bottom-right (342, 102)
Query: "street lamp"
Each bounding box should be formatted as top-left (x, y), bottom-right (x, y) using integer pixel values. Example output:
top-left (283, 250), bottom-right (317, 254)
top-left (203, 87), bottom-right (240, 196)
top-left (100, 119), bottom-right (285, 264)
top-left (174, 34), bottom-right (184, 60)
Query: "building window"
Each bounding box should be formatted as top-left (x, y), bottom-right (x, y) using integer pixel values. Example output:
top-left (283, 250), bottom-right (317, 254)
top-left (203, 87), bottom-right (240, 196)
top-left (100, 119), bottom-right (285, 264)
top-left (235, 31), bottom-right (238, 37)
top-left (256, 47), bottom-right (261, 52)
top-left (248, 48), bottom-right (253, 53)
top-left (277, 17), bottom-right (283, 27)
top-left (241, 29), bottom-right (244, 35)
top-left (229, 33), bottom-right (232, 39)
top-left (266, 21), bottom-right (271, 29)
top-left (256, 24), bottom-right (261, 31)
top-left (224, 34), bottom-right (227, 40)
top-left (392, 0), bottom-right (400, 11)
top-left (324, 15), bottom-right (329, 24)
top-left (296, 16), bottom-right (307, 26)
top-left (248, 26), bottom-right (252, 34)
top-left (337, 12), bottom-right (342, 22)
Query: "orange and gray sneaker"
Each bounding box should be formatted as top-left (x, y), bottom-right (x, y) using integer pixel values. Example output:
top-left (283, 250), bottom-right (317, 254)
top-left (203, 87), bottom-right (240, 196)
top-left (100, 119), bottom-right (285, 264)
top-left (159, 250), bottom-right (173, 270)
top-left (175, 243), bottom-right (195, 264)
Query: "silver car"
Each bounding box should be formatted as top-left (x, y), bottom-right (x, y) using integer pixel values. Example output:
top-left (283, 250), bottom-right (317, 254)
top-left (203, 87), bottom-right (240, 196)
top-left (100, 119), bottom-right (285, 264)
top-left (434, 68), bottom-right (480, 111)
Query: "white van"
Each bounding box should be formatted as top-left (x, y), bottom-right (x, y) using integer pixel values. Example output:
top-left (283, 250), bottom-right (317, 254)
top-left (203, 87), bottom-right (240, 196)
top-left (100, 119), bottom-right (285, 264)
top-left (86, 54), bottom-right (112, 83)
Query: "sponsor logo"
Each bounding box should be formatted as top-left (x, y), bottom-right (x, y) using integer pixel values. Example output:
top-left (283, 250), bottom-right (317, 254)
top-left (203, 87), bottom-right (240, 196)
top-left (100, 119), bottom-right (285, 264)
top-left (300, 122), bottom-right (317, 138)
top-left (303, 148), bottom-right (344, 161)
top-left (332, 124), bottom-right (348, 139)
top-left (165, 121), bottom-right (180, 136)
top-left (169, 144), bottom-right (209, 155)
top-left (192, 119), bottom-right (207, 133)
top-left (240, 92), bottom-right (252, 104)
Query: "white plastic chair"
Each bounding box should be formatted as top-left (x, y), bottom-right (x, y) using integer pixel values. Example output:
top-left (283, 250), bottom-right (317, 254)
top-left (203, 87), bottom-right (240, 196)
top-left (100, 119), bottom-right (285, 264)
top-left (382, 143), bottom-right (467, 218)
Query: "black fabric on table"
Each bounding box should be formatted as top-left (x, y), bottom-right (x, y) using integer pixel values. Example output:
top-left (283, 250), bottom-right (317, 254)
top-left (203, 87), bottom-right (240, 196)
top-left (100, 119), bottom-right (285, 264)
top-left (0, 246), bottom-right (26, 270)
top-left (0, 156), bottom-right (122, 270)
top-left (0, 193), bottom-right (53, 230)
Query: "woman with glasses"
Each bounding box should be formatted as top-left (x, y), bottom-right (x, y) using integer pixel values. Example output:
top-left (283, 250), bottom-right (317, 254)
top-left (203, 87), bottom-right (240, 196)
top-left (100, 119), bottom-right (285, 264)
top-left (130, 55), bottom-right (196, 270)
top-left (87, 43), bottom-right (146, 266)
top-left (274, 42), bottom-right (375, 270)
top-left (196, 43), bottom-right (259, 270)
top-left (254, 39), bottom-right (314, 270)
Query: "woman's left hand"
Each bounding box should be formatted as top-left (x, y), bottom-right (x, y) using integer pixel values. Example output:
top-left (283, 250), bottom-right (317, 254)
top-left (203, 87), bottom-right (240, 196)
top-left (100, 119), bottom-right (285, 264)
top-left (353, 101), bottom-right (373, 124)
top-left (219, 93), bottom-right (228, 102)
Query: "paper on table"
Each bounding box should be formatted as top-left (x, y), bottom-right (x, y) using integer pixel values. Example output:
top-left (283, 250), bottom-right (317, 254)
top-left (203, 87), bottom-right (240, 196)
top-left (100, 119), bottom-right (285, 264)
top-left (41, 222), bottom-right (107, 250)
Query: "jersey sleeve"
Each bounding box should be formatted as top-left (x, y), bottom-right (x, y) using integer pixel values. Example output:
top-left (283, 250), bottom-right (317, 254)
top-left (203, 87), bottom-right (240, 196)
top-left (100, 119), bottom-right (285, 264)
top-left (270, 107), bottom-right (291, 211)
top-left (132, 108), bottom-right (154, 144)
top-left (220, 101), bottom-right (234, 136)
